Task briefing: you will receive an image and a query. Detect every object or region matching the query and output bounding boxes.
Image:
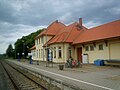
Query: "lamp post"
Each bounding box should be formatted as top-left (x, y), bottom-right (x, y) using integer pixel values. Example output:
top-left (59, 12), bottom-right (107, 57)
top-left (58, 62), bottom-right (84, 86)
top-left (45, 29), bottom-right (48, 67)
top-left (17, 53), bottom-right (20, 61)
top-left (22, 40), bottom-right (25, 59)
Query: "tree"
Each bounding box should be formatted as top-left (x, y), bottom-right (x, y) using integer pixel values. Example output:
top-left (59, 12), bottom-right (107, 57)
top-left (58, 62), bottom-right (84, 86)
top-left (14, 29), bottom-right (43, 59)
top-left (6, 44), bottom-right (14, 57)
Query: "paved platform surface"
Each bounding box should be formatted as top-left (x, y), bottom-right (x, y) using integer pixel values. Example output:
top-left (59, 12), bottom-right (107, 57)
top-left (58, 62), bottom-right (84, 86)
top-left (9, 59), bottom-right (120, 90)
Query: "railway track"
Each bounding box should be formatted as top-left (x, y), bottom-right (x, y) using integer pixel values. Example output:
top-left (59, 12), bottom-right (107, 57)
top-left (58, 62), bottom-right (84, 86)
top-left (0, 60), bottom-right (59, 90)
top-left (0, 60), bottom-right (16, 90)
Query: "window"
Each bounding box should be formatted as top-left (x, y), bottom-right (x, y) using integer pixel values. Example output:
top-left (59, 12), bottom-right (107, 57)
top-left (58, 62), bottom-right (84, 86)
top-left (34, 50), bottom-right (35, 57)
top-left (85, 46), bottom-right (89, 51)
top-left (54, 47), bottom-right (56, 58)
top-left (41, 36), bottom-right (44, 43)
top-left (38, 39), bottom-right (39, 45)
top-left (37, 50), bottom-right (38, 58)
top-left (41, 49), bottom-right (43, 58)
top-left (99, 44), bottom-right (103, 50)
top-left (90, 45), bottom-right (94, 51)
top-left (39, 38), bottom-right (40, 44)
top-left (68, 47), bottom-right (72, 57)
top-left (58, 47), bottom-right (62, 58)
top-left (39, 49), bottom-right (40, 58)
top-left (35, 40), bottom-right (38, 45)
top-left (38, 38), bottom-right (39, 44)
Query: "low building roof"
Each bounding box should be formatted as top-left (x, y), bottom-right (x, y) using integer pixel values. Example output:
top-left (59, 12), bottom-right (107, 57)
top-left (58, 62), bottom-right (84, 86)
top-left (73, 19), bottom-right (120, 44)
top-left (30, 45), bottom-right (36, 50)
top-left (47, 22), bottom-right (88, 45)
top-left (35, 20), bottom-right (66, 39)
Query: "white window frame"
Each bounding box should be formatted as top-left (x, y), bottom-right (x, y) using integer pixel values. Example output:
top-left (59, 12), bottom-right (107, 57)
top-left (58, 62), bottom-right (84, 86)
top-left (58, 46), bottom-right (62, 58)
top-left (90, 45), bottom-right (94, 51)
top-left (98, 44), bottom-right (104, 50)
top-left (85, 46), bottom-right (89, 51)
top-left (54, 47), bottom-right (56, 58)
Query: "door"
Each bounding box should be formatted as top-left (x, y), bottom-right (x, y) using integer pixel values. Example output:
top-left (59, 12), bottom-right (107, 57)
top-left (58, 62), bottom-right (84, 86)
top-left (82, 54), bottom-right (89, 64)
top-left (109, 42), bottom-right (120, 59)
top-left (77, 47), bottom-right (82, 63)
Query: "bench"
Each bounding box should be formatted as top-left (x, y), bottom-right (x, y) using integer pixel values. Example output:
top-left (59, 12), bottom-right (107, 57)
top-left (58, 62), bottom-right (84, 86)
top-left (105, 59), bottom-right (120, 66)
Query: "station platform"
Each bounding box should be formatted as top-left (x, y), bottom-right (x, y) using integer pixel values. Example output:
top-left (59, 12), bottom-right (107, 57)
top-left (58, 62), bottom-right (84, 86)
top-left (8, 59), bottom-right (120, 90)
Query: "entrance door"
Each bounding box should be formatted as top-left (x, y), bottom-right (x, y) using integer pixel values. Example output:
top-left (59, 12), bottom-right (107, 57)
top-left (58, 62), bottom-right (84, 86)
top-left (82, 54), bottom-right (89, 64)
top-left (110, 42), bottom-right (120, 59)
top-left (77, 47), bottom-right (82, 63)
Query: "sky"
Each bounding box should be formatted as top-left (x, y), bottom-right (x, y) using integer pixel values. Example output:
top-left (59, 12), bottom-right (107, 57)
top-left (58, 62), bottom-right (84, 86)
top-left (0, 0), bottom-right (120, 54)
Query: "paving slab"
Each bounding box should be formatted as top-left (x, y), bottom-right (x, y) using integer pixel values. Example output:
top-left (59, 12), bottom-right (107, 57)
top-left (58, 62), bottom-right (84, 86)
top-left (9, 59), bottom-right (120, 90)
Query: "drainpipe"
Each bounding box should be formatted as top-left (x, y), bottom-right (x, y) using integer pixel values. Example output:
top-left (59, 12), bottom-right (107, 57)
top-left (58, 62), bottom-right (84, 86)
top-left (63, 43), bottom-right (65, 63)
top-left (45, 29), bottom-right (48, 66)
top-left (43, 46), bottom-right (44, 61)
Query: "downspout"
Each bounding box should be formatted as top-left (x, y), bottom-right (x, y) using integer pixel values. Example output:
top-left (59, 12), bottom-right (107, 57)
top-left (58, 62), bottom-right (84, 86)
top-left (45, 29), bottom-right (48, 63)
top-left (43, 46), bottom-right (44, 61)
top-left (63, 43), bottom-right (65, 63)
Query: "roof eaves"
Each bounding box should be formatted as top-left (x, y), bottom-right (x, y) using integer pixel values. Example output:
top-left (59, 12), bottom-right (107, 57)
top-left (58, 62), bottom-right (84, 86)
top-left (73, 36), bottom-right (120, 45)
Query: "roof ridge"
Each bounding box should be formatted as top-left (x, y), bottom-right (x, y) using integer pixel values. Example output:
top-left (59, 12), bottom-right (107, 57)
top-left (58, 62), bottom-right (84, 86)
top-left (47, 20), bottom-right (58, 29)
top-left (59, 22), bottom-right (66, 27)
top-left (73, 19), bottom-right (120, 45)
top-left (63, 23), bottom-right (76, 42)
top-left (55, 24), bottom-right (66, 35)
top-left (72, 26), bottom-right (88, 43)
top-left (59, 32), bottom-right (67, 42)
top-left (72, 30), bottom-right (84, 44)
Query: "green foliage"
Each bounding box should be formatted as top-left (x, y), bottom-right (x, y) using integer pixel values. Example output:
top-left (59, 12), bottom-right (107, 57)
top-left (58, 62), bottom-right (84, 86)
top-left (14, 29), bottom-right (43, 59)
top-left (6, 44), bottom-right (14, 57)
top-left (0, 54), bottom-right (6, 60)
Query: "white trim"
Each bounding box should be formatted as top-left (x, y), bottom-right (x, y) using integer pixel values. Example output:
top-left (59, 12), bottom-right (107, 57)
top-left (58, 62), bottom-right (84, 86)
top-left (16, 62), bottom-right (113, 90)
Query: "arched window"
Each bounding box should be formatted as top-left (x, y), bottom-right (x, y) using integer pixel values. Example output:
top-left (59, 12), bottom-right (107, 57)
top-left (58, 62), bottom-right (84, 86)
top-left (54, 47), bottom-right (56, 58)
top-left (58, 47), bottom-right (62, 58)
top-left (41, 49), bottom-right (43, 58)
top-left (68, 47), bottom-right (72, 57)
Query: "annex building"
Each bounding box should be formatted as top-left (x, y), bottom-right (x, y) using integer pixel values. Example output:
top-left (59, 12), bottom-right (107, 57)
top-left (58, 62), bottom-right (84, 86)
top-left (31, 19), bottom-right (120, 64)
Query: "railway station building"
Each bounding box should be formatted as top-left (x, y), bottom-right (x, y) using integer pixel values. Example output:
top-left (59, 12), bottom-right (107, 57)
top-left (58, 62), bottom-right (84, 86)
top-left (31, 19), bottom-right (120, 64)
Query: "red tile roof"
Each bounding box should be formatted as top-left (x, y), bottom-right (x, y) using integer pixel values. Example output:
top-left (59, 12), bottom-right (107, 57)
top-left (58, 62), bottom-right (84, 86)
top-left (35, 20), bottom-right (65, 39)
top-left (73, 20), bottom-right (120, 44)
top-left (30, 45), bottom-right (36, 50)
top-left (47, 22), bottom-right (88, 45)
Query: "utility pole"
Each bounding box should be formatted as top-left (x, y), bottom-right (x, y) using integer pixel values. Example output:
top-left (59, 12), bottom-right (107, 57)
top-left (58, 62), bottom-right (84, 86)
top-left (22, 40), bottom-right (25, 59)
top-left (45, 29), bottom-right (48, 67)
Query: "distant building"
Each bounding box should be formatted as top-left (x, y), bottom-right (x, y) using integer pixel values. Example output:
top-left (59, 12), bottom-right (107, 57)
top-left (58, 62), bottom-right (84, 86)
top-left (31, 19), bottom-right (120, 64)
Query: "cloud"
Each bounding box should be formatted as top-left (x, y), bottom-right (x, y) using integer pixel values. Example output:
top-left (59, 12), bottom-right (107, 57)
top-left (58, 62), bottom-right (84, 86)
top-left (107, 7), bottom-right (120, 15)
top-left (84, 21), bottom-right (101, 28)
top-left (0, 21), bottom-right (47, 54)
top-left (0, 0), bottom-right (120, 54)
top-left (59, 12), bottom-right (72, 22)
top-left (0, 0), bottom-right (120, 25)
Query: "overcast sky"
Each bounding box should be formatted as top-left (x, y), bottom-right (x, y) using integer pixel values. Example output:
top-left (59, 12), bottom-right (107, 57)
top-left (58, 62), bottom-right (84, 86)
top-left (0, 0), bottom-right (120, 54)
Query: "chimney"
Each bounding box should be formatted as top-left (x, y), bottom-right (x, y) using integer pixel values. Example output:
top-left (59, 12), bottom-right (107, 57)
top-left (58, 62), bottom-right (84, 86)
top-left (79, 18), bottom-right (82, 29)
top-left (56, 20), bottom-right (58, 23)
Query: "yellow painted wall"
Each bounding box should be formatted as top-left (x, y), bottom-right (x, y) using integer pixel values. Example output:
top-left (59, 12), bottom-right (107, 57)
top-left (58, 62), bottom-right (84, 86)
top-left (49, 43), bottom-right (74, 63)
top-left (34, 35), bottom-right (53, 61)
top-left (49, 43), bottom-right (65, 63)
top-left (75, 39), bottom-right (120, 63)
top-left (109, 40), bottom-right (120, 59)
top-left (31, 50), bottom-right (36, 60)
top-left (83, 43), bottom-right (109, 63)
top-left (34, 35), bottom-right (120, 64)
